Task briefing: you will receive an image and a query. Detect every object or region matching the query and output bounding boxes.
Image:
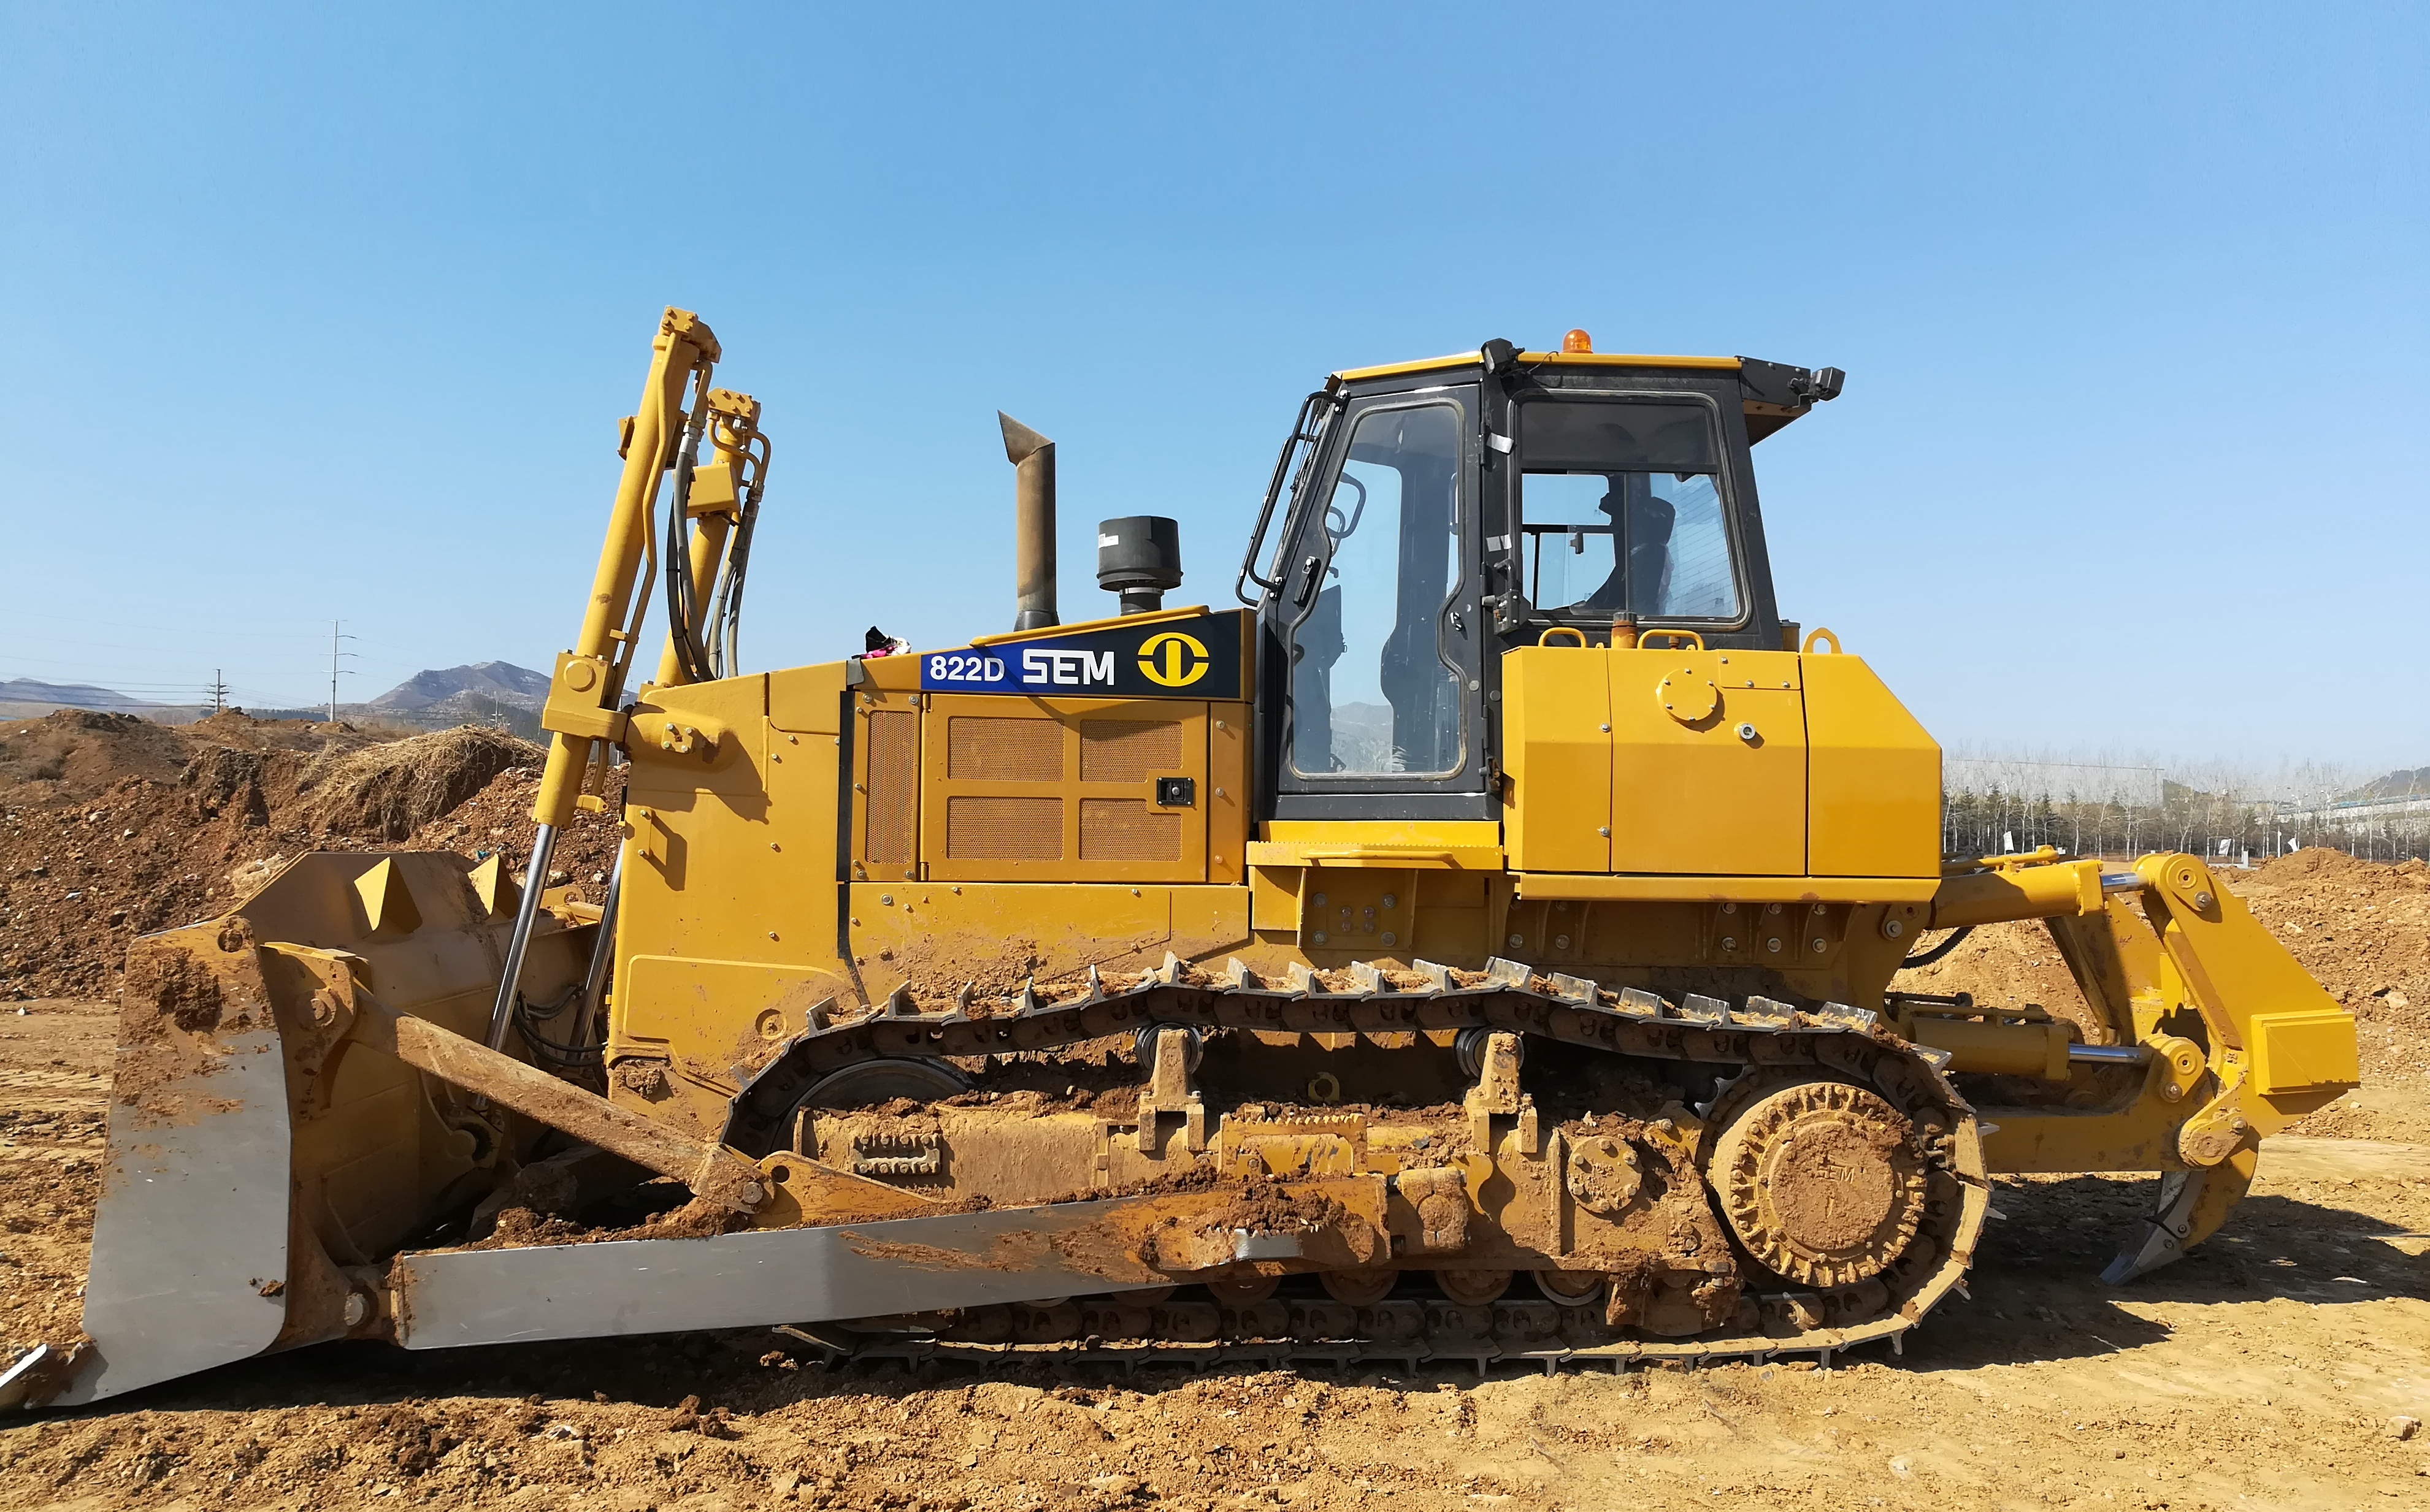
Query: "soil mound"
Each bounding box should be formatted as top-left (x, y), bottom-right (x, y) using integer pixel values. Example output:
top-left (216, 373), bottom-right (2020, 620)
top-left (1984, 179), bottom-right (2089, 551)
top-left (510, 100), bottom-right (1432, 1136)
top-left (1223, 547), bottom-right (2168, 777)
top-left (2252, 846), bottom-right (2420, 886)
top-left (301, 727), bottom-right (533, 841)
top-left (405, 763), bottom-right (624, 895)
top-left (0, 711), bottom-right (198, 798)
top-left (0, 714), bottom-right (616, 1000)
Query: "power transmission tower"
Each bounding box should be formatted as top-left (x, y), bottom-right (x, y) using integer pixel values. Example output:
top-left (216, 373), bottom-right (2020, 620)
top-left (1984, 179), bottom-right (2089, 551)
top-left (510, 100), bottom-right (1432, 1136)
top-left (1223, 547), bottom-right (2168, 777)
top-left (329, 621), bottom-right (358, 725)
top-left (207, 670), bottom-right (229, 716)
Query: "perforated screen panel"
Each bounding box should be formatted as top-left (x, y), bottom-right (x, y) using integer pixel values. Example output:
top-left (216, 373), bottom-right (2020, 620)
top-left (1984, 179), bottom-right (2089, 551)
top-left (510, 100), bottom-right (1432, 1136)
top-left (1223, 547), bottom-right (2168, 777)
top-left (946, 796), bottom-right (1064, 859)
top-left (948, 716), bottom-right (1064, 782)
top-left (1079, 798), bottom-right (1182, 861)
top-left (865, 711), bottom-right (918, 865)
top-left (1079, 719), bottom-right (1184, 782)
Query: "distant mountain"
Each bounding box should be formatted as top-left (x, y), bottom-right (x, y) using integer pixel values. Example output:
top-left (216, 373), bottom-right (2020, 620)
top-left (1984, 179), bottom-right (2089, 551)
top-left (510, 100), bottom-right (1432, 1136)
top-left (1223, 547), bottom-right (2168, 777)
top-left (369, 662), bottom-right (551, 712)
top-left (0, 663), bottom-right (549, 738)
top-left (0, 678), bottom-right (174, 714)
top-left (0, 678), bottom-right (207, 724)
top-left (2351, 766), bottom-right (2430, 801)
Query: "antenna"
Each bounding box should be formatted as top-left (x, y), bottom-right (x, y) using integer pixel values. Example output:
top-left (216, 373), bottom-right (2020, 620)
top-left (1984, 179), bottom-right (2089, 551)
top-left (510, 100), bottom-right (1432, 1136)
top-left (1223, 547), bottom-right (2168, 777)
top-left (328, 620), bottom-right (358, 725)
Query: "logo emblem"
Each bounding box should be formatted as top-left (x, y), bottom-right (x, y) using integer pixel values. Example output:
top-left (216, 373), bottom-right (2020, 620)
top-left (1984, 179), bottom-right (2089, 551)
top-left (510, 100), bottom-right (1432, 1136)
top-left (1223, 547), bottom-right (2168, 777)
top-left (1136, 631), bottom-right (1211, 688)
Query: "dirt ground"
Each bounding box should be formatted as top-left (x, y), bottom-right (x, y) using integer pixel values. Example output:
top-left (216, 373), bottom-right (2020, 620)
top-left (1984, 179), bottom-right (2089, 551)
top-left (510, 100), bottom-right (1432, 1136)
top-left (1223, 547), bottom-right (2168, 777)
top-left (4, 709), bottom-right (2429, 1511)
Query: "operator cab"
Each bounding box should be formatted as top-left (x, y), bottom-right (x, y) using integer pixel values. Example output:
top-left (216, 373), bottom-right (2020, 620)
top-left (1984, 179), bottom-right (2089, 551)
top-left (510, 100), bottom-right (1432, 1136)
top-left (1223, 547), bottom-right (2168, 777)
top-left (1240, 332), bottom-right (1842, 822)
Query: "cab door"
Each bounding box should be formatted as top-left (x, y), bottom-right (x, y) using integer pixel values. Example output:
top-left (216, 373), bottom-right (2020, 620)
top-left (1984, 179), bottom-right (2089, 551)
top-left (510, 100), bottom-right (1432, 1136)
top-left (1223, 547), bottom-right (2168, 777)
top-left (1269, 388), bottom-right (1489, 820)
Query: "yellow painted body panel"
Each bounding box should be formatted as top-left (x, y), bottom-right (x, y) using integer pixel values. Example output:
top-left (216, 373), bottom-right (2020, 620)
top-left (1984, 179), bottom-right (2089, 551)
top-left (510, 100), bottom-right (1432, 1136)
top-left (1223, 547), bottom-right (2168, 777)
top-left (918, 693), bottom-right (1213, 884)
top-left (1247, 863), bottom-right (1495, 960)
top-left (1500, 647), bottom-right (1612, 872)
top-left (1209, 708), bottom-right (1248, 883)
top-left (618, 954), bottom-right (855, 1135)
top-left (1259, 819), bottom-right (1502, 847)
top-left (1803, 652), bottom-right (1941, 877)
top-left (1608, 647), bottom-right (1804, 876)
top-left (2250, 1010), bottom-right (2362, 1095)
top-left (1246, 845), bottom-right (1502, 871)
top-left (845, 882), bottom-right (1251, 1006)
top-left (1514, 873), bottom-right (1939, 904)
top-left (765, 660), bottom-right (848, 733)
top-left (1499, 643), bottom-right (1940, 884)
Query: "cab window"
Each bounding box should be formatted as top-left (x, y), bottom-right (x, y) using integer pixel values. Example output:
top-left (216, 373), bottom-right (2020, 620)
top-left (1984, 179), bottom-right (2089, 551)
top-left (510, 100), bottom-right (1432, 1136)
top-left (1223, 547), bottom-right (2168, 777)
top-left (1517, 398), bottom-right (1741, 622)
top-left (1286, 401), bottom-right (1465, 777)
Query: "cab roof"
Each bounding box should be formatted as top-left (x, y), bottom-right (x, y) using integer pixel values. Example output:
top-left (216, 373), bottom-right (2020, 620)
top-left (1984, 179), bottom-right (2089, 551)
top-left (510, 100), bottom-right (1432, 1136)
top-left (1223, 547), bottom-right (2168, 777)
top-left (1329, 346), bottom-right (1842, 443)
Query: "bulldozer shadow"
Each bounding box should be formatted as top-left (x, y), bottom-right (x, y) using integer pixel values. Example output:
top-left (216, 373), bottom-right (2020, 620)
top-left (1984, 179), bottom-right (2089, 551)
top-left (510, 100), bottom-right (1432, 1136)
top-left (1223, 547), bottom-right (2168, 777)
top-left (1901, 1174), bottom-right (2424, 1372)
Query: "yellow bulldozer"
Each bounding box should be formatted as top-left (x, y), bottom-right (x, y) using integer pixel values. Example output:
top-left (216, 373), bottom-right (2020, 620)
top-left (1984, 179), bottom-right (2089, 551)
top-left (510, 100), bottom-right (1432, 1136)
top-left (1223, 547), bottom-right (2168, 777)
top-left (6, 310), bottom-right (2362, 1407)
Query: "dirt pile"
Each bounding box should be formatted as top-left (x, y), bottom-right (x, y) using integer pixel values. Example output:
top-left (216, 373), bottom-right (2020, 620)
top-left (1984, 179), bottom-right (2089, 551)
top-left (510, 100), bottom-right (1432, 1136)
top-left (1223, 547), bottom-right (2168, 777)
top-left (0, 712), bottom-right (616, 999)
top-left (402, 762), bottom-right (623, 896)
top-left (299, 727), bottom-right (533, 841)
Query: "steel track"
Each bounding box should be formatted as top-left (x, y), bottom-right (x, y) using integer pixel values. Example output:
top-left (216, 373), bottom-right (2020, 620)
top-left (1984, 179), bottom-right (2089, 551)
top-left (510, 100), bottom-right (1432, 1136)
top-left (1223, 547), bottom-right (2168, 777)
top-left (721, 957), bottom-right (1991, 1367)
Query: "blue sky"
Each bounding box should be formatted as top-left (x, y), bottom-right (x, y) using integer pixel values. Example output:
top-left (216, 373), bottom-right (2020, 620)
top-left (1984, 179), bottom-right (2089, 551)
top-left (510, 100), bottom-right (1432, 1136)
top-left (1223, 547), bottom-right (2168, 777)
top-left (3, 4), bottom-right (2424, 767)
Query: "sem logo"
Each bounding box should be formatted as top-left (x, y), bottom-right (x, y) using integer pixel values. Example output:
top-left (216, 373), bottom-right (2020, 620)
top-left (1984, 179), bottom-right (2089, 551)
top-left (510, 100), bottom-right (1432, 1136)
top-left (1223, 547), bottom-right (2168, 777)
top-left (1136, 631), bottom-right (1211, 688)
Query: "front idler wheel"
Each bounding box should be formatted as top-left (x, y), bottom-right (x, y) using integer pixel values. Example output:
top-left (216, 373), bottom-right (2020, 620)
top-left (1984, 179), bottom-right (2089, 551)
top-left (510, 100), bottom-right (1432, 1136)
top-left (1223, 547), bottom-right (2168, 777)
top-left (1706, 1077), bottom-right (1928, 1289)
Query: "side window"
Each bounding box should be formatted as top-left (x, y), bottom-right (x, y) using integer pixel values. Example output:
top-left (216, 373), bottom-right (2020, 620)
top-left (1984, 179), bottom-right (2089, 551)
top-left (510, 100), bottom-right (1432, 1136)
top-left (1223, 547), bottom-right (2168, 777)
top-left (1287, 402), bottom-right (1465, 777)
top-left (1516, 399), bottom-right (1741, 623)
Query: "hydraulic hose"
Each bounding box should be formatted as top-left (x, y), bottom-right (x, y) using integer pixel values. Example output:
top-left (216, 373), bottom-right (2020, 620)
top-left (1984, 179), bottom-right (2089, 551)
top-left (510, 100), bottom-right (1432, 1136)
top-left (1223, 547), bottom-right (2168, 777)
top-left (662, 440), bottom-right (716, 686)
top-left (1901, 925), bottom-right (1975, 970)
top-left (708, 431), bottom-right (770, 679)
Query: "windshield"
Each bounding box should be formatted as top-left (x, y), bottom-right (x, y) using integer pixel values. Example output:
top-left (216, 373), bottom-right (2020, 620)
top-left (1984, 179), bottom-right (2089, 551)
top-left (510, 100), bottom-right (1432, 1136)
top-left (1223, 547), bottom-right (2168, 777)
top-left (1520, 471), bottom-right (1739, 619)
top-left (1514, 397), bottom-right (1739, 622)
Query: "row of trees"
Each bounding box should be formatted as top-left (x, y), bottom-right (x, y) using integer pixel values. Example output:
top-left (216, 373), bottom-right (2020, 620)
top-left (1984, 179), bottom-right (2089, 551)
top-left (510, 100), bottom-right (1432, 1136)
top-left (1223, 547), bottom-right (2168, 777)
top-left (1941, 752), bottom-right (2430, 865)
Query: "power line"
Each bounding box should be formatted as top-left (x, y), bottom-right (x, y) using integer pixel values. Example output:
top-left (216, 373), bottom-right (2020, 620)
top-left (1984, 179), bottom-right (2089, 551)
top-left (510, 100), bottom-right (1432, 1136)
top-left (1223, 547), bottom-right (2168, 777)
top-left (329, 621), bottom-right (359, 725)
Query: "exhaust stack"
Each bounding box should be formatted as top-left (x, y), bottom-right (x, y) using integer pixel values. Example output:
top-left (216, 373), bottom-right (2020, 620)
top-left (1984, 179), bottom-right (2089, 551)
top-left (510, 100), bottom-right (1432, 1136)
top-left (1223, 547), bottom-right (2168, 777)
top-left (1000, 413), bottom-right (1057, 631)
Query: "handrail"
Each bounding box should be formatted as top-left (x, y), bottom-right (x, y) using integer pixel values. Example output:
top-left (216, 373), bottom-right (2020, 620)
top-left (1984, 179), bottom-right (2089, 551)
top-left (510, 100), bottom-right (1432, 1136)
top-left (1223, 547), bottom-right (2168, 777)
top-left (1637, 629), bottom-right (1704, 651)
top-left (1235, 391), bottom-right (1336, 605)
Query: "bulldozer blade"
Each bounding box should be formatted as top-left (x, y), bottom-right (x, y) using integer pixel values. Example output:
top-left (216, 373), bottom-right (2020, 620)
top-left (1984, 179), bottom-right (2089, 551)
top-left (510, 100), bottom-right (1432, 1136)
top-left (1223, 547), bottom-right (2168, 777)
top-left (393, 1197), bottom-right (1179, 1351)
top-left (26, 852), bottom-right (600, 1410)
top-left (59, 933), bottom-right (298, 1406)
top-left (2101, 1142), bottom-right (2259, 1286)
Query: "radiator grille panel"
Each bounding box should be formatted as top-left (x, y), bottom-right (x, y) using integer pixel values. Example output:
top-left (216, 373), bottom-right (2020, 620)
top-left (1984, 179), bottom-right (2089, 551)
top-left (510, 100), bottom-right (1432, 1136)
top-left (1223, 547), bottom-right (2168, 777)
top-left (948, 716), bottom-right (1064, 782)
top-left (865, 711), bottom-right (918, 865)
top-left (1079, 798), bottom-right (1182, 861)
top-left (947, 796), bottom-right (1064, 859)
top-left (1079, 720), bottom-right (1184, 782)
